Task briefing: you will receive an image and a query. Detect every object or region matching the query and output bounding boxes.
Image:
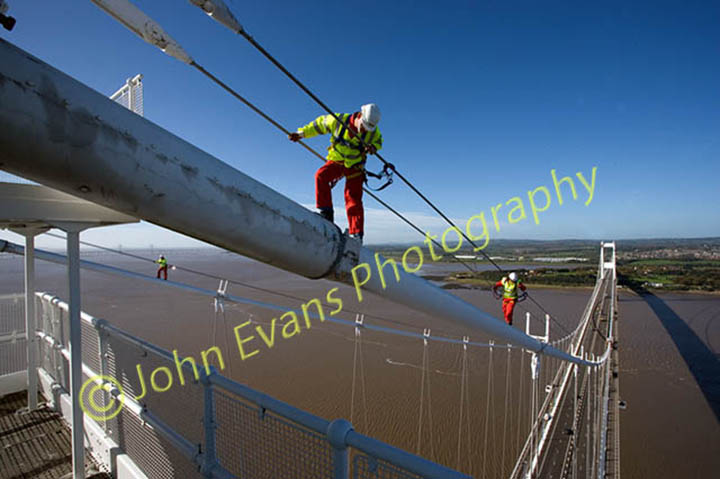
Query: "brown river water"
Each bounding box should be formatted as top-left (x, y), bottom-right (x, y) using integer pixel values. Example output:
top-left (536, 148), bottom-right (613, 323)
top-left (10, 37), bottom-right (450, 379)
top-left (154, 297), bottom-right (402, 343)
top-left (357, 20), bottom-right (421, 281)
top-left (0, 248), bottom-right (718, 478)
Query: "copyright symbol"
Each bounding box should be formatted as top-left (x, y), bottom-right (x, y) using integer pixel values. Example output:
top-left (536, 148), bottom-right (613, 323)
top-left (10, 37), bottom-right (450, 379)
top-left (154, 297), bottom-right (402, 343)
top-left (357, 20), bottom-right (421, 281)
top-left (79, 375), bottom-right (125, 421)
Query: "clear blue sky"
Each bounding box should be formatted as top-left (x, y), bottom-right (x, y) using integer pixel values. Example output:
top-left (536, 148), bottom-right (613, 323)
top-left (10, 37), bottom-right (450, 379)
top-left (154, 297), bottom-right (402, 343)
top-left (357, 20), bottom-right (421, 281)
top-left (1, 0), bottom-right (719, 248)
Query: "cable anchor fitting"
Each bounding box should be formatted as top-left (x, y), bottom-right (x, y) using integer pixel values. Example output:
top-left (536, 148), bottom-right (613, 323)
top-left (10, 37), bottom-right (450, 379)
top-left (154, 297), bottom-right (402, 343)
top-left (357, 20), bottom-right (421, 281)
top-left (214, 279), bottom-right (229, 313)
top-left (422, 328), bottom-right (431, 347)
top-left (354, 313), bottom-right (364, 337)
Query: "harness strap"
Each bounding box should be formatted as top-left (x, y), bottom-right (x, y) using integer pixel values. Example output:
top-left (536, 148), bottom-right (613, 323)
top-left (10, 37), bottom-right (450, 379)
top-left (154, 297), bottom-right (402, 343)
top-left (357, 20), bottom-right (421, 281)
top-left (331, 114), bottom-right (374, 157)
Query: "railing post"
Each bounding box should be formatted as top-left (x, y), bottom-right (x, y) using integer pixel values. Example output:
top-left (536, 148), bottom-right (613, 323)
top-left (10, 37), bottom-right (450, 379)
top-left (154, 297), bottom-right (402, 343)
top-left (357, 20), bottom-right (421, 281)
top-left (327, 418), bottom-right (353, 479)
top-left (126, 77), bottom-right (134, 115)
top-left (23, 233), bottom-right (38, 409)
top-left (529, 353), bottom-right (541, 478)
top-left (525, 312), bottom-right (531, 336)
top-left (10, 228), bottom-right (47, 410)
top-left (49, 295), bottom-right (69, 392)
top-left (95, 319), bottom-right (110, 432)
top-left (201, 368), bottom-right (218, 478)
top-left (66, 228), bottom-right (85, 479)
top-left (545, 314), bottom-right (550, 343)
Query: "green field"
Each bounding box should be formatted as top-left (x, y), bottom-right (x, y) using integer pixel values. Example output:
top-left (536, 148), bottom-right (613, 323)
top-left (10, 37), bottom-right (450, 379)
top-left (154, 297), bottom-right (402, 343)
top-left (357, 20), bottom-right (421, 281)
top-left (373, 238), bottom-right (720, 292)
top-left (430, 259), bottom-right (720, 293)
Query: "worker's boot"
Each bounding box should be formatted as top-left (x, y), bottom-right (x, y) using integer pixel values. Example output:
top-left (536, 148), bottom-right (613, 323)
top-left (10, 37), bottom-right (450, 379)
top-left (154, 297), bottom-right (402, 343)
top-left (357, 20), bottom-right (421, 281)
top-left (317, 207), bottom-right (334, 223)
top-left (349, 232), bottom-right (363, 245)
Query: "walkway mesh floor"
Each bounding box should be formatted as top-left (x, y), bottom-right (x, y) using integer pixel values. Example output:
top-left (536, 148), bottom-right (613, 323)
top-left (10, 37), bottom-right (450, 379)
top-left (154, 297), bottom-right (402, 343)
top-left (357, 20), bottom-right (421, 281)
top-left (0, 391), bottom-right (110, 479)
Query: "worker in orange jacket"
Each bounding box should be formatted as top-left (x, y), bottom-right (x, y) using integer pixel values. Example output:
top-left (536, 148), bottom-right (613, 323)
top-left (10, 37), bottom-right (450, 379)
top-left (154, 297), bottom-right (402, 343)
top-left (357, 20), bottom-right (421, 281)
top-left (492, 272), bottom-right (527, 326)
top-left (289, 104), bottom-right (383, 243)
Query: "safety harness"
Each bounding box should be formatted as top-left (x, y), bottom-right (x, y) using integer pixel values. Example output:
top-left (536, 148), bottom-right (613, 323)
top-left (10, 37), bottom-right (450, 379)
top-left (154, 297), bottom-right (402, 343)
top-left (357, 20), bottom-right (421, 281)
top-left (330, 113), bottom-right (394, 191)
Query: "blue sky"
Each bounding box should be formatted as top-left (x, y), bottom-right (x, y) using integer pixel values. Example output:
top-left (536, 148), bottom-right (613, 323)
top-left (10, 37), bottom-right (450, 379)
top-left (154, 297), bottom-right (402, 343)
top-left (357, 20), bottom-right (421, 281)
top-left (1, 0), bottom-right (719, 248)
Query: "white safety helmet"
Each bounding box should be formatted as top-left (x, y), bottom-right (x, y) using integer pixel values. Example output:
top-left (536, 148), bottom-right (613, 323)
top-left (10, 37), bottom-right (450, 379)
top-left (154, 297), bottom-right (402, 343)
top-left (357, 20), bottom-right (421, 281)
top-left (360, 103), bottom-right (381, 131)
top-left (508, 272), bottom-right (518, 282)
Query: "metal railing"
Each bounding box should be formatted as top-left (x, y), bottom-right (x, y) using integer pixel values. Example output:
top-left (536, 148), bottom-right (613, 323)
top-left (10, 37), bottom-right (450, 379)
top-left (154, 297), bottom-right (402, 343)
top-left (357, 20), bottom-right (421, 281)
top-left (110, 73), bottom-right (144, 117)
top-left (27, 292), bottom-right (468, 479)
top-left (0, 293), bottom-right (27, 395)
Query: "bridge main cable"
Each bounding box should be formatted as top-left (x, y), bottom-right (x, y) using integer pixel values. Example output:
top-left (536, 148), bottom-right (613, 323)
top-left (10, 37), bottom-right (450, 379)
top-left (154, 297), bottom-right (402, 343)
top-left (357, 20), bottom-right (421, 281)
top-left (0, 37), bottom-right (585, 363)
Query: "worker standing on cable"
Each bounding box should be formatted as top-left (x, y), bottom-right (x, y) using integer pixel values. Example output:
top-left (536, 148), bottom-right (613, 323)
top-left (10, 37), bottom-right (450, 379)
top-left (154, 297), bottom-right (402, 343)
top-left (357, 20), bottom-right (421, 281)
top-left (492, 272), bottom-right (527, 326)
top-left (155, 254), bottom-right (169, 280)
top-left (289, 104), bottom-right (383, 243)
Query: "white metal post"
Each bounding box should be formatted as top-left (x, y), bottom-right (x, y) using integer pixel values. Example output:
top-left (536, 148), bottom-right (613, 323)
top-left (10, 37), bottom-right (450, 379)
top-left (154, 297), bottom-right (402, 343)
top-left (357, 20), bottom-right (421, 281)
top-left (529, 353), bottom-right (540, 479)
top-left (526, 312), bottom-right (531, 336)
top-left (23, 233), bottom-right (38, 409)
top-left (10, 227), bottom-right (46, 410)
top-left (67, 229), bottom-right (85, 479)
top-left (126, 77), bottom-right (134, 114)
top-left (545, 314), bottom-right (550, 343)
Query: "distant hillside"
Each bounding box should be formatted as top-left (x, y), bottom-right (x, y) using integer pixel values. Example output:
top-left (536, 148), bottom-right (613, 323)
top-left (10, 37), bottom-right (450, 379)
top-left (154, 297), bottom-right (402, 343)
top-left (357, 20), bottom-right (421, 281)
top-left (372, 237), bottom-right (720, 263)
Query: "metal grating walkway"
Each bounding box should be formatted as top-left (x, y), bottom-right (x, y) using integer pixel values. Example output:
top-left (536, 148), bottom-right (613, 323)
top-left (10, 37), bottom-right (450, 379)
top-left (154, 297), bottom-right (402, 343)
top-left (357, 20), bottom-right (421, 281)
top-left (0, 391), bottom-right (110, 479)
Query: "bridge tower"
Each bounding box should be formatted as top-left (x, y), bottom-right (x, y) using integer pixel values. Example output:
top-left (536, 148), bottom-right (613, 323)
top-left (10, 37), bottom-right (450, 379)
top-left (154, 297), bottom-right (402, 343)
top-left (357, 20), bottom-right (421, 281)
top-left (600, 241), bottom-right (616, 279)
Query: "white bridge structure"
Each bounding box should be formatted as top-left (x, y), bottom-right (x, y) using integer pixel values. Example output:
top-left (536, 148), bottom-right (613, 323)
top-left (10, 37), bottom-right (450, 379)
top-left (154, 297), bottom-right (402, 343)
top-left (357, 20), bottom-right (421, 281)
top-left (0, 35), bottom-right (620, 479)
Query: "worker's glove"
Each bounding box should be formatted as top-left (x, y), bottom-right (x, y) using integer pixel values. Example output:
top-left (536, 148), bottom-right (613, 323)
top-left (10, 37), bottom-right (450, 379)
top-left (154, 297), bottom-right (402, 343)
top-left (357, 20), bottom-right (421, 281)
top-left (288, 132), bottom-right (303, 142)
top-left (364, 144), bottom-right (377, 155)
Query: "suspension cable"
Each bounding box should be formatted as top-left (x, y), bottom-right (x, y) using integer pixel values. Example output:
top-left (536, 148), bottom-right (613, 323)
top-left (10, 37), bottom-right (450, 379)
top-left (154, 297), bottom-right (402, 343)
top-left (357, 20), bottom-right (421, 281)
top-left (190, 63), bottom-right (481, 279)
top-left (228, 24), bottom-right (572, 334)
top-left (193, 56), bottom-right (566, 333)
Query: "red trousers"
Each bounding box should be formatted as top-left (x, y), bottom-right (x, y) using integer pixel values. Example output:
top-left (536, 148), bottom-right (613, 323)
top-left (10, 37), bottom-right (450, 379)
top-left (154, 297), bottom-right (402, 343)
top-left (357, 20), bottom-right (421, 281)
top-left (157, 266), bottom-right (168, 280)
top-left (315, 160), bottom-right (365, 235)
top-left (502, 298), bottom-right (517, 325)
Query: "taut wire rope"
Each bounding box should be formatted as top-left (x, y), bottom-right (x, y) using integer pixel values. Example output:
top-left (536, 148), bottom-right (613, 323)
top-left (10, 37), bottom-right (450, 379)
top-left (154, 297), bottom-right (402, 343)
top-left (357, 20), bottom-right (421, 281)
top-left (187, 31), bottom-right (572, 335)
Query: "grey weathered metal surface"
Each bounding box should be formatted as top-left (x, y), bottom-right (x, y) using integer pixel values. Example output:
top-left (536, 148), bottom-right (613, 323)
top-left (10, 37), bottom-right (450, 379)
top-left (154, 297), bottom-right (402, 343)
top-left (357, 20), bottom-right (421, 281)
top-left (0, 37), bottom-right (340, 279)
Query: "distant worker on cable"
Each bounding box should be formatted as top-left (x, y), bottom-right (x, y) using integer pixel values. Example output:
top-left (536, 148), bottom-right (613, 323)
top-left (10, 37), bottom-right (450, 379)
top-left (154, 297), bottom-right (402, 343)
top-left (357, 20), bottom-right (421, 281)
top-left (289, 104), bottom-right (383, 243)
top-left (493, 272), bottom-right (527, 326)
top-left (156, 255), bottom-right (169, 281)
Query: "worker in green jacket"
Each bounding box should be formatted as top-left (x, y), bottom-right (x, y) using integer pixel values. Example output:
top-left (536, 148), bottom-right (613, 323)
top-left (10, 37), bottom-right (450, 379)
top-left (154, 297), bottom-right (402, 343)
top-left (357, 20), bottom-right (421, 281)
top-left (492, 272), bottom-right (527, 326)
top-left (156, 255), bottom-right (168, 280)
top-left (289, 104), bottom-right (383, 243)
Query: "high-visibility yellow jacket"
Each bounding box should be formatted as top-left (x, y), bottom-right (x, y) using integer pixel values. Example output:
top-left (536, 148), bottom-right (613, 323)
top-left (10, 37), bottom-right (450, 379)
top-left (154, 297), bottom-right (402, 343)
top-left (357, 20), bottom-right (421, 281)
top-left (501, 277), bottom-right (523, 299)
top-left (298, 112), bottom-right (383, 168)
top-left (156, 257), bottom-right (168, 268)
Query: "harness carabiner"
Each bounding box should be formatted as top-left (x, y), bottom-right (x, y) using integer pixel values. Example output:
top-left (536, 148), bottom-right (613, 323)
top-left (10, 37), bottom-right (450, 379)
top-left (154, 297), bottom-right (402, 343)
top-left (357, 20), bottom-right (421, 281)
top-left (364, 163), bottom-right (394, 191)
